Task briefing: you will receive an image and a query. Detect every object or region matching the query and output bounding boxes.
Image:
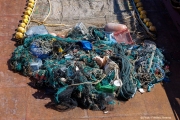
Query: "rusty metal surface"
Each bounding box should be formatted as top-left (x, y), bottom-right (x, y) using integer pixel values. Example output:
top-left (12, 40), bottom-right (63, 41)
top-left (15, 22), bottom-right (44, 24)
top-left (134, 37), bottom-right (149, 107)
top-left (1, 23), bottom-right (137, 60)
top-left (0, 0), bottom-right (179, 119)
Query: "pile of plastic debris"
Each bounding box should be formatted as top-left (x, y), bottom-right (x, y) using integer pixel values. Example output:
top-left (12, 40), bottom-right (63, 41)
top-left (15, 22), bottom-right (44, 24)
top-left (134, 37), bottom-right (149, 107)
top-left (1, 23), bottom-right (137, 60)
top-left (10, 23), bottom-right (170, 112)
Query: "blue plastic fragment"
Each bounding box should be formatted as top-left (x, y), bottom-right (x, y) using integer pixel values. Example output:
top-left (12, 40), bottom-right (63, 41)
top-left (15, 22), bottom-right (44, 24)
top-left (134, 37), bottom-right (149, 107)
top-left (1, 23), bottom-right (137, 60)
top-left (128, 45), bottom-right (140, 50)
top-left (103, 33), bottom-right (117, 45)
top-left (30, 43), bottom-right (49, 59)
top-left (79, 40), bottom-right (92, 50)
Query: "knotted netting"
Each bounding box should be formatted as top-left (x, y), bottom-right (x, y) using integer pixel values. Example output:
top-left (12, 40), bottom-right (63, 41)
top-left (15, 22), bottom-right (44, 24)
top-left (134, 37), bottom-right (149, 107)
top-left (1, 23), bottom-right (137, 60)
top-left (10, 27), bottom-right (166, 111)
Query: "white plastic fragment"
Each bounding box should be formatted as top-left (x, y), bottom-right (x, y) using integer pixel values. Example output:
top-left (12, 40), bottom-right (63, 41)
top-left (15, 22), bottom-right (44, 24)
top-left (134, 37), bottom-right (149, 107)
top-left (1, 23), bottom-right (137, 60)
top-left (114, 80), bottom-right (121, 87)
top-left (138, 88), bottom-right (145, 93)
top-left (60, 78), bottom-right (66, 82)
top-left (104, 111), bottom-right (109, 114)
top-left (76, 66), bottom-right (79, 71)
top-left (64, 54), bottom-right (74, 59)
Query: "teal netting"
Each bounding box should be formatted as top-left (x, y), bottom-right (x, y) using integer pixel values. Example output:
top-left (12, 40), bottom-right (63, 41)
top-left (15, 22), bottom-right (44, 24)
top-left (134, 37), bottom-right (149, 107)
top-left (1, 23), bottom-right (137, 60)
top-left (10, 27), bottom-right (167, 111)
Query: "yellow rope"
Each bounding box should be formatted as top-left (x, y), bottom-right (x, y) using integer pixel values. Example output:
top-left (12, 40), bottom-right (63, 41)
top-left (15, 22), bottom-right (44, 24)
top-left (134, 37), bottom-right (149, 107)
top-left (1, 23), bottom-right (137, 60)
top-left (42, 0), bottom-right (51, 23)
top-left (30, 20), bottom-right (70, 27)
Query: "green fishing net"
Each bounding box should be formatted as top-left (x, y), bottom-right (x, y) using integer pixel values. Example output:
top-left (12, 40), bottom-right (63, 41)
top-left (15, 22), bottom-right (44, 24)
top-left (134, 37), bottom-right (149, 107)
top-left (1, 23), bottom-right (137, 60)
top-left (10, 27), bottom-right (167, 111)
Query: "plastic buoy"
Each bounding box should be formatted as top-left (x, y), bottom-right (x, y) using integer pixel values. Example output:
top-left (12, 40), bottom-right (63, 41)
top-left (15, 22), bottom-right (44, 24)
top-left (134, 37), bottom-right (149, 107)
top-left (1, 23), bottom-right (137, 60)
top-left (140, 14), bottom-right (146, 19)
top-left (25, 10), bottom-right (32, 16)
top-left (138, 7), bottom-right (143, 12)
top-left (19, 23), bottom-right (26, 28)
top-left (15, 32), bottom-right (24, 39)
top-left (22, 19), bottom-right (29, 24)
top-left (149, 26), bottom-right (156, 32)
top-left (140, 10), bottom-right (147, 15)
top-left (143, 18), bottom-right (150, 23)
top-left (134, 0), bottom-right (140, 3)
top-left (29, 0), bottom-right (35, 4)
top-left (28, 3), bottom-right (34, 8)
top-left (26, 7), bottom-right (33, 11)
top-left (136, 2), bottom-right (142, 7)
top-left (146, 22), bottom-right (152, 27)
top-left (17, 27), bottom-right (26, 33)
top-left (23, 15), bottom-right (29, 19)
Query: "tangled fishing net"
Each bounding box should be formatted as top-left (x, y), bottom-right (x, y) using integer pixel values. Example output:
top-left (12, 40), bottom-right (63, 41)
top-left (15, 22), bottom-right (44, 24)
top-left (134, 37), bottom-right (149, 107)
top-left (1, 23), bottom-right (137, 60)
top-left (10, 27), bottom-right (168, 112)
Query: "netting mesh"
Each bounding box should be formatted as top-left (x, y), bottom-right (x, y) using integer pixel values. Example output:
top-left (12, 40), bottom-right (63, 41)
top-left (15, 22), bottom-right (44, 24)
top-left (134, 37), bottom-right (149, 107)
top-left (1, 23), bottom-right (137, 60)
top-left (10, 31), bottom-right (133, 110)
top-left (10, 25), bottom-right (167, 111)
